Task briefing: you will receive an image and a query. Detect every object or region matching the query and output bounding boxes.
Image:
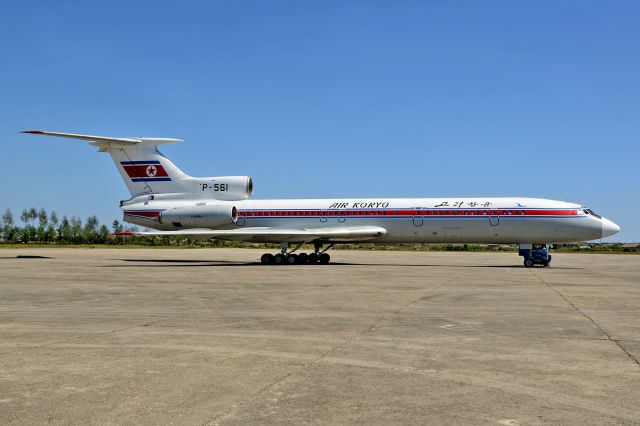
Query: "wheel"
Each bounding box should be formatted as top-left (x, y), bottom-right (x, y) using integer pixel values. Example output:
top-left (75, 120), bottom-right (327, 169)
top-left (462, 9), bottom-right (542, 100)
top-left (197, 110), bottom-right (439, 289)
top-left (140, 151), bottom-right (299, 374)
top-left (274, 254), bottom-right (286, 265)
top-left (297, 253), bottom-right (309, 264)
top-left (543, 261), bottom-right (550, 267)
top-left (260, 253), bottom-right (274, 265)
top-left (286, 254), bottom-right (297, 265)
top-left (524, 258), bottom-right (534, 268)
top-left (319, 253), bottom-right (330, 264)
top-left (308, 253), bottom-right (319, 264)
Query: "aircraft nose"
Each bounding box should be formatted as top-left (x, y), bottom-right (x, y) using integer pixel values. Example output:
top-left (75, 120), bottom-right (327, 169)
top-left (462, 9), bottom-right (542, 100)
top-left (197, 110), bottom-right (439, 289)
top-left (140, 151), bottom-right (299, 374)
top-left (601, 217), bottom-right (621, 238)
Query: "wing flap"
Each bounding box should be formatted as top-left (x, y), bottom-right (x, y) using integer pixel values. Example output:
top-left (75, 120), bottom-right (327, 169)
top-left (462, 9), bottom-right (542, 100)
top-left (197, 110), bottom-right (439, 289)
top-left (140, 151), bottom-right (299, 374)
top-left (115, 226), bottom-right (387, 243)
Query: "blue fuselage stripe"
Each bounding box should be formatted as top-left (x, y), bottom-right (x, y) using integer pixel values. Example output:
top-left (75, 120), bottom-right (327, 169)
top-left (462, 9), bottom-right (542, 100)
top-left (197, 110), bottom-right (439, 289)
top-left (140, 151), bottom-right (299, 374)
top-left (131, 177), bottom-right (172, 182)
top-left (120, 160), bottom-right (162, 165)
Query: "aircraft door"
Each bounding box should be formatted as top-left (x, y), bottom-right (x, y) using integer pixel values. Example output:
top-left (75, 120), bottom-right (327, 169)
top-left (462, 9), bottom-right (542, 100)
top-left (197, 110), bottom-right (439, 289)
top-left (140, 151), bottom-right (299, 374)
top-left (489, 210), bottom-right (500, 226)
top-left (413, 208), bottom-right (424, 227)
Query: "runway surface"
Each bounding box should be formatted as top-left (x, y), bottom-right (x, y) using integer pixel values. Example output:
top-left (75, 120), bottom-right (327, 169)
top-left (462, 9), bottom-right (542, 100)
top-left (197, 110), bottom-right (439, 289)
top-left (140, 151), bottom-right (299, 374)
top-left (1, 248), bottom-right (639, 424)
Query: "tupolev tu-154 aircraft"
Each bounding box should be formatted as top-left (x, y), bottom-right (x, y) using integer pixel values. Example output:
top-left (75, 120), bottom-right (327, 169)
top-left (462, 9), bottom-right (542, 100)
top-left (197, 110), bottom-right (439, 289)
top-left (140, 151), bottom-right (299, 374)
top-left (23, 130), bottom-right (620, 266)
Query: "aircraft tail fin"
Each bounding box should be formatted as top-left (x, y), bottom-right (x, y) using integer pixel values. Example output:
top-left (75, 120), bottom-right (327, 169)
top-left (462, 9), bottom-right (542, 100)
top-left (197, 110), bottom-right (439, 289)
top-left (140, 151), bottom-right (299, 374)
top-left (22, 130), bottom-right (190, 196)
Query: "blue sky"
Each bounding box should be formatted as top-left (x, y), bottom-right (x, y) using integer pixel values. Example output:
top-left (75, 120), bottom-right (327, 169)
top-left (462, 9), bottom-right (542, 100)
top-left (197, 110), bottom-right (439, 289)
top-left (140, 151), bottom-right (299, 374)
top-left (1, 1), bottom-right (638, 241)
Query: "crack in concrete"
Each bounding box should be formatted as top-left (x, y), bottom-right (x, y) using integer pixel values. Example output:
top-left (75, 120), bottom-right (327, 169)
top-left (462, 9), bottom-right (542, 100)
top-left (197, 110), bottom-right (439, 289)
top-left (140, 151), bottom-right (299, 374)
top-left (0, 315), bottom-right (182, 356)
top-left (531, 270), bottom-right (640, 368)
top-left (202, 271), bottom-right (464, 425)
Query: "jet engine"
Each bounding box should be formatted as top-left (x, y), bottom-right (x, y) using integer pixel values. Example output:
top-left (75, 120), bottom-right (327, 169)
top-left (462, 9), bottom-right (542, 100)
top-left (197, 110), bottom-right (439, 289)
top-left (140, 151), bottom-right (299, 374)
top-left (158, 204), bottom-right (237, 228)
top-left (190, 176), bottom-right (253, 201)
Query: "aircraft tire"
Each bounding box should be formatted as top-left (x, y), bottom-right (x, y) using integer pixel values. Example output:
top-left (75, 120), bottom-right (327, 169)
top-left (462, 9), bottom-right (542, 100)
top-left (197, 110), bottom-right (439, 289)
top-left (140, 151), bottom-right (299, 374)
top-left (261, 253), bottom-right (274, 265)
top-left (524, 258), bottom-right (534, 268)
top-left (297, 253), bottom-right (309, 264)
top-left (319, 253), bottom-right (330, 264)
top-left (308, 253), bottom-right (319, 264)
top-left (274, 254), bottom-right (286, 265)
top-left (286, 254), bottom-right (298, 265)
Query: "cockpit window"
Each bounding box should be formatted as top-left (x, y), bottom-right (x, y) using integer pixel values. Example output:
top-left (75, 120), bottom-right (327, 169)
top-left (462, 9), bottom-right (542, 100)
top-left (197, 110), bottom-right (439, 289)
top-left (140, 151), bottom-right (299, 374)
top-left (583, 208), bottom-right (601, 218)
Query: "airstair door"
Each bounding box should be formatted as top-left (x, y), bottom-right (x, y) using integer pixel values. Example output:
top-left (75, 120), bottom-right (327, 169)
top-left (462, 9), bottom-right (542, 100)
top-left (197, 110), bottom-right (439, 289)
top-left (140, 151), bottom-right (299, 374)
top-left (413, 208), bottom-right (424, 227)
top-left (489, 211), bottom-right (500, 226)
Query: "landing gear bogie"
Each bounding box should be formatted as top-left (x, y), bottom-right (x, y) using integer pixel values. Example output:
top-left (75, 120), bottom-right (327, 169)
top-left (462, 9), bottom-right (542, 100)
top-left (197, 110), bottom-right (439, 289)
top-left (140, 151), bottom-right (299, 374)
top-left (260, 242), bottom-right (333, 265)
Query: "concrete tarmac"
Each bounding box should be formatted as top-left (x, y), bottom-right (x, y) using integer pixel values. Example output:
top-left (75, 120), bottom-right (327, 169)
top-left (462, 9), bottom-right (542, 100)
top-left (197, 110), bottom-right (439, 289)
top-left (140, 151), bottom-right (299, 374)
top-left (0, 248), bottom-right (639, 425)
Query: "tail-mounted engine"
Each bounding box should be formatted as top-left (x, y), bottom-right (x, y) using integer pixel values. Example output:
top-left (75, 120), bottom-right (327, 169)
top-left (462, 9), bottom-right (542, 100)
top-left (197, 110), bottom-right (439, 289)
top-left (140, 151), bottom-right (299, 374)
top-left (158, 204), bottom-right (237, 229)
top-left (188, 176), bottom-right (253, 201)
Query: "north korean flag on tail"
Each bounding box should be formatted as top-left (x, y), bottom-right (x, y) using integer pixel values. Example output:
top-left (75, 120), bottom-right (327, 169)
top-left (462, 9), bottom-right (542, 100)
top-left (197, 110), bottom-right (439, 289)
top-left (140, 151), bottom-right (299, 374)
top-left (120, 160), bottom-right (171, 182)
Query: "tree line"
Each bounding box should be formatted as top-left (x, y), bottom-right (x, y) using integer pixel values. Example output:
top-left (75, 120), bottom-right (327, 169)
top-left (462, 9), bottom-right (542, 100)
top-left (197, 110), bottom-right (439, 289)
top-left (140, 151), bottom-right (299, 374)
top-left (0, 207), bottom-right (139, 244)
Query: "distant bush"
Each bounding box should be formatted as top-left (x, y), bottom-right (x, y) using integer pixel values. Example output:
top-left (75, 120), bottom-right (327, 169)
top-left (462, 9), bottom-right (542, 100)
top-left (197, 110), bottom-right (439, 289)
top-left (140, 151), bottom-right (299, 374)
top-left (0, 208), bottom-right (139, 245)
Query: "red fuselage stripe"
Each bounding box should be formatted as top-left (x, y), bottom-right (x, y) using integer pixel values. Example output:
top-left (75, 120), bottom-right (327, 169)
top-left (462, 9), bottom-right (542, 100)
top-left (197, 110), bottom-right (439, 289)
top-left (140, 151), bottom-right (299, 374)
top-left (236, 209), bottom-right (578, 217)
top-left (124, 209), bottom-right (580, 220)
top-left (124, 211), bottom-right (162, 218)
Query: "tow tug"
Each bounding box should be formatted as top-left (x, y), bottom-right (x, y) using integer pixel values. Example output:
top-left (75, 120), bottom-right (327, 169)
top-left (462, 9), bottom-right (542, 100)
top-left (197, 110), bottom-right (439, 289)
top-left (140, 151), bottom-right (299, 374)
top-left (519, 243), bottom-right (552, 267)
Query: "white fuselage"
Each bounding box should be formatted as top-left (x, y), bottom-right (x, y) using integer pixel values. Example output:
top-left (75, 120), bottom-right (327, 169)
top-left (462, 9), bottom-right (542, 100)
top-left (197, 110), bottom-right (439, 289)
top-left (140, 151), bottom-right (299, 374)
top-left (122, 196), bottom-right (615, 244)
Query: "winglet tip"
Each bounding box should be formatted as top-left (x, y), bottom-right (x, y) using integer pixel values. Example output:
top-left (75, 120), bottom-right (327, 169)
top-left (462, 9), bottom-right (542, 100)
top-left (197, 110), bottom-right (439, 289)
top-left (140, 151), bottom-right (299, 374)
top-left (21, 130), bottom-right (44, 134)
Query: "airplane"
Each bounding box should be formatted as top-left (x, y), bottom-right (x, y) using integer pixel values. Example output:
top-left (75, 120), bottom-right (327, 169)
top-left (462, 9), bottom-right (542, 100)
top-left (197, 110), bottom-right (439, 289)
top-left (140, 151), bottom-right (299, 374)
top-left (22, 130), bottom-right (620, 266)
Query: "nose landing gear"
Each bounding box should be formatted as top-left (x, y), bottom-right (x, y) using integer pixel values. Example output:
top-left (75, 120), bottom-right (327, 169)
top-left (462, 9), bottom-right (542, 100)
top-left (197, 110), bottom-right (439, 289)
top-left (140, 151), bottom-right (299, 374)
top-left (260, 242), bottom-right (333, 265)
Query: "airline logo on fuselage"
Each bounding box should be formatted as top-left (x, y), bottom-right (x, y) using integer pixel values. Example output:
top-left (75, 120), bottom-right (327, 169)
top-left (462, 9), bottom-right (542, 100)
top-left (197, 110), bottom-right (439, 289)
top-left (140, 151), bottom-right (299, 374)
top-left (120, 161), bottom-right (171, 182)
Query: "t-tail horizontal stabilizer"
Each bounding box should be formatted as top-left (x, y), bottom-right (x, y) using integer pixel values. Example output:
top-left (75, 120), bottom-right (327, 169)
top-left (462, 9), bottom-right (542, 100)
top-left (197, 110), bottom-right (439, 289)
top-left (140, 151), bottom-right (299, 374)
top-left (21, 130), bottom-right (182, 146)
top-left (22, 129), bottom-right (189, 196)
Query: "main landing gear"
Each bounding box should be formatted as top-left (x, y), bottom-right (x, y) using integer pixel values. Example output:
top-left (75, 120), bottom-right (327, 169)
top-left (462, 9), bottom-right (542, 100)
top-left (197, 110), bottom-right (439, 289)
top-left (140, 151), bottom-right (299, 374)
top-left (260, 242), bottom-right (333, 265)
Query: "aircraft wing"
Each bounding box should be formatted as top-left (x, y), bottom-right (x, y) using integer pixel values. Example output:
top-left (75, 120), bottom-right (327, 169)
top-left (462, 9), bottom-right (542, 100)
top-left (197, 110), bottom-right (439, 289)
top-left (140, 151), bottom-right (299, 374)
top-left (115, 225), bottom-right (387, 243)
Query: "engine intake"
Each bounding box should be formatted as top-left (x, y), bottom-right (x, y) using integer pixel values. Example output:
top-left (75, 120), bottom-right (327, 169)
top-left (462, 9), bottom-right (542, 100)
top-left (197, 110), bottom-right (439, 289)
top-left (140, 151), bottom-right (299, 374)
top-left (159, 204), bottom-right (237, 229)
